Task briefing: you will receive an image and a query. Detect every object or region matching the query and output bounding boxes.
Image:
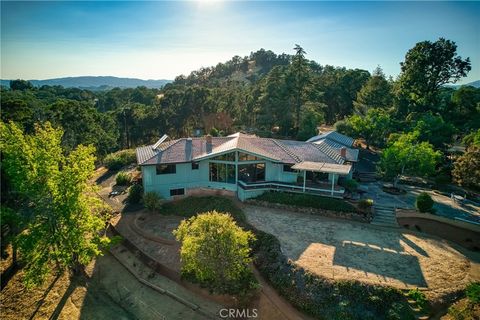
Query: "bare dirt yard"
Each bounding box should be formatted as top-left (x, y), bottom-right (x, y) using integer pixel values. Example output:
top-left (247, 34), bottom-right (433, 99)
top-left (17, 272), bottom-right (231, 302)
top-left (244, 205), bottom-right (480, 301)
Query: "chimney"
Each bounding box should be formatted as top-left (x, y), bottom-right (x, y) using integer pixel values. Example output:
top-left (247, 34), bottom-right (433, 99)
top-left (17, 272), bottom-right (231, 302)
top-left (206, 134), bottom-right (212, 145)
top-left (340, 147), bottom-right (347, 158)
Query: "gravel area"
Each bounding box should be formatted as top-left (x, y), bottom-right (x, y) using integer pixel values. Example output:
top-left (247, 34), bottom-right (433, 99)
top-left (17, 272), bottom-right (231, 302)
top-left (244, 205), bottom-right (480, 300)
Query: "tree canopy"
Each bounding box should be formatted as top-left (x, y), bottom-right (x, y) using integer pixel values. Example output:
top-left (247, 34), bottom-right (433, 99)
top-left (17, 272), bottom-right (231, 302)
top-left (0, 121), bottom-right (111, 287)
top-left (173, 211), bottom-right (257, 295)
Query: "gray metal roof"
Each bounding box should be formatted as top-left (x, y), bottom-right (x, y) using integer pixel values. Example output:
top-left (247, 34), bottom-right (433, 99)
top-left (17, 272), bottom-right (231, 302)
top-left (307, 131), bottom-right (355, 147)
top-left (136, 132), bottom-right (350, 166)
top-left (314, 139), bottom-right (359, 162)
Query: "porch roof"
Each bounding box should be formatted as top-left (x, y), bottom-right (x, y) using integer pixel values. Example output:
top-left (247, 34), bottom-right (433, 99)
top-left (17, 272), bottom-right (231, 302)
top-left (291, 161), bottom-right (352, 175)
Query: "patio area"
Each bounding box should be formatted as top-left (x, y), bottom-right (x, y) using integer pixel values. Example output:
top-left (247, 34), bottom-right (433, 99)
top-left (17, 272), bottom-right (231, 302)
top-left (361, 182), bottom-right (480, 224)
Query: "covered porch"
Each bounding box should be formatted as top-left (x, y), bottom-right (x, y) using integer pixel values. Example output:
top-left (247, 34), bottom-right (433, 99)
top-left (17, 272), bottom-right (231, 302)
top-left (237, 161), bottom-right (352, 200)
top-left (291, 161), bottom-right (352, 196)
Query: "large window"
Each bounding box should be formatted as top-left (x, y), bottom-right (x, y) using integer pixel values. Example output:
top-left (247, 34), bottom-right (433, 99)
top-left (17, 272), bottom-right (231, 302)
top-left (211, 152), bottom-right (235, 161)
top-left (156, 164), bottom-right (176, 175)
top-left (209, 163), bottom-right (235, 184)
top-left (238, 152), bottom-right (262, 161)
top-left (238, 163), bottom-right (265, 183)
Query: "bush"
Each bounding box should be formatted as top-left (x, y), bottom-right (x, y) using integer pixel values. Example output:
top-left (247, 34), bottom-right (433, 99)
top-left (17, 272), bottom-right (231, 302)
top-left (416, 192), bottom-right (434, 213)
top-left (173, 211), bottom-right (258, 296)
top-left (358, 198), bottom-right (374, 210)
top-left (466, 282), bottom-right (480, 304)
top-left (343, 178), bottom-right (359, 192)
top-left (254, 191), bottom-right (357, 213)
top-left (104, 149), bottom-right (136, 170)
top-left (407, 288), bottom-right (428, 311)
top-left (115, 171), bottom-right (132, 186)
top-left (143, 192), bottom-right (162, 212)
top-left (127, 184), bottom-right (143, 204)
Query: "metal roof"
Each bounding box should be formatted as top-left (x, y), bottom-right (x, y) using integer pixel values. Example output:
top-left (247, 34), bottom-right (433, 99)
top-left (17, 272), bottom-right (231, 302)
top-left (307, 131), bottom-right (355, 147)
top-left (291, 161), bottom-right (352, 175)
top-left (314, 139), bottom-right (359, 162)
top-left (136, 132), bottom-right (351, 166)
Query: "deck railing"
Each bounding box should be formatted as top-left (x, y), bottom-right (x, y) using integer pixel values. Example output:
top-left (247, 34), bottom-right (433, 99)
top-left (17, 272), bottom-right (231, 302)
top-left (237, 180), bottom-right (345, 198)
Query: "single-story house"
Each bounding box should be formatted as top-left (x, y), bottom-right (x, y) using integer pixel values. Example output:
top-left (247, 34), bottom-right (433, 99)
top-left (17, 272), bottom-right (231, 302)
top-left (136, 132), bottom-right (356, 201)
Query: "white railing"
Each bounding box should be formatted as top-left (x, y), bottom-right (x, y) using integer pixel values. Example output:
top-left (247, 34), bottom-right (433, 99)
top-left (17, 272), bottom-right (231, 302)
top-left (237, 180), bottom-right (345, 196)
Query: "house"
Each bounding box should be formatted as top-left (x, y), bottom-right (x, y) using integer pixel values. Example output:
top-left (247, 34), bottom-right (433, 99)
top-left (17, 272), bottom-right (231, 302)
top-left (306, 130), bottom-right (359, 169)
top-left (136, 132), bottom-right (356, 201)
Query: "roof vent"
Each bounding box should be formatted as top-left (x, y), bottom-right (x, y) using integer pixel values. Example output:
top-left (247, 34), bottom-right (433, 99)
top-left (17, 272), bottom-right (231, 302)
top-left (152, 134), bottom-right (169, 150)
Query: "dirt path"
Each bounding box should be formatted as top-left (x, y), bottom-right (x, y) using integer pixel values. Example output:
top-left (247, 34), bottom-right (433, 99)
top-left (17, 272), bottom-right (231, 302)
top-left (244, 205), bottom-right (480, 301)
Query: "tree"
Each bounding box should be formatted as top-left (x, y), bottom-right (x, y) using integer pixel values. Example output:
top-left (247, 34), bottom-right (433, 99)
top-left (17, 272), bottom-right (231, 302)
top-left (452, 146), bottom-right (480, 190)
top-left (297, 102), bottom-right (325, 141)
top-left (411, 113), bottom-right (455, 149)
top-left (378, 131), bottom-right (441, 186)
top-left (397, 38), bottom-right (471, 112)
top-left (10, 79), bottom-right (34, 91)
top-left (289, 44), bottom-right (310, 131)
top-left (353, 66), bottom-right (393, 115)
top-left (0, 121), bottom-right (111, 287)
top-left (173, 211), bottom-right (256, 294)
top-left (336, 108), bottom-right (393, 148)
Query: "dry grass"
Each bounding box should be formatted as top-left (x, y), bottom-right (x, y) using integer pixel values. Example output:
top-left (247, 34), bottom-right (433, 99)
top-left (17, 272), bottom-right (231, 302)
top-left (244, 205), bottom-right (480, 302)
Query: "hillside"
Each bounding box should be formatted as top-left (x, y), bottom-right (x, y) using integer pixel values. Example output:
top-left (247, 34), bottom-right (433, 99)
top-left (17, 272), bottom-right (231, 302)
top-left (1, 76), bottom-right (172, 90)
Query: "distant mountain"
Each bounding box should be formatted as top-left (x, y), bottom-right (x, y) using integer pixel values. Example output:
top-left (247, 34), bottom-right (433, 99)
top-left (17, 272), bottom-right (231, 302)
top-left (445, 80), bottom-right (480, 89)
top-left (464, 80), bottom-right (480, 88)
top-left (1, 76), bottom-right (172, 90)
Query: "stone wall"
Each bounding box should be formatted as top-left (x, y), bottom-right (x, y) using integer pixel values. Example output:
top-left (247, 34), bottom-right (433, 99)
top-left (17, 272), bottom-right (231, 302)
top-left (397, 209), bottom-right (480, 251)
top-left (246, 199), bottom-right (372, 223)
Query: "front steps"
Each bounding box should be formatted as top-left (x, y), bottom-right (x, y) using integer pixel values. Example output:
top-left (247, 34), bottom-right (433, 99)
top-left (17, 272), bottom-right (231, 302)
top-left (371, 204), bottom-right (399, 228)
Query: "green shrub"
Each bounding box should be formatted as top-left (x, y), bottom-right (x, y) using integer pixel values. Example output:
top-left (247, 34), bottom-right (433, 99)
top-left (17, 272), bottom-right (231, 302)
top-left (343, 179), bottom-right (359, 192)
top-left (173, 211), bottom-right (258, 296)
top-left (143, 192), bottom-right (162, 212)
top-left (127, 184), bottom-right (143, 204)
top-left (416, 192), bottom-right (434, 213)
top-left (115, 171), bottom-right (132, 186)
top-left (358, 199), bottom-right (374, 210)
top-left (254, 191), bottom-right (357, 213)
top-left (407, 288), bottom-right (428, 311)
top-left (104, 149), bottom-right (136, 170)
top-left (466, 282), bottom-right (480, 304)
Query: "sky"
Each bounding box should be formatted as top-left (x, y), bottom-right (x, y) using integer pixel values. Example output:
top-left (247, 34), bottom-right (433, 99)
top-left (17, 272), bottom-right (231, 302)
top-left (1, 1), bottom-right (479, 84)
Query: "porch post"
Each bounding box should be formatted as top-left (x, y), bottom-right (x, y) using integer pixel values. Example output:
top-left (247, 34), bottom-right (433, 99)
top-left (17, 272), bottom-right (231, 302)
top-left (303, 170), bottom-right (306, 192)
top-left (331, 173), bottom-right (335, 196)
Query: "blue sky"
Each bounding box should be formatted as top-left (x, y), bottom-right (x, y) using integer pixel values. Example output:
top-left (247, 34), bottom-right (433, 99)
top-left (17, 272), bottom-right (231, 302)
top-left (1, 1), bottom-right (479, 84)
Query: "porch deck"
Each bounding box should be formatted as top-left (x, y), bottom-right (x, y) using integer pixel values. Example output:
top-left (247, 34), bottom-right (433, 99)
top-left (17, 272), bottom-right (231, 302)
top-left (238, 180), bottom-right (345, 198)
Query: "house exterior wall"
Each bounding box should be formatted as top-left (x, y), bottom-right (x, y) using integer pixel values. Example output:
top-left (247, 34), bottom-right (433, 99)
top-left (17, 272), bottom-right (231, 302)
top-left (141, 152), bottom-right (346, 200)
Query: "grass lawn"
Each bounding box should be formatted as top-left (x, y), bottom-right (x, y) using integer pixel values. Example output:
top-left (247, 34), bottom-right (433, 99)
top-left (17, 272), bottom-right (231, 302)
top-left (254, 191), bottom-right (357, 213)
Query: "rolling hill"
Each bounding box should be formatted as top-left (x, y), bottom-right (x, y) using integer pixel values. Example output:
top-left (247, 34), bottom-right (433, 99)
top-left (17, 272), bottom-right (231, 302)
top-left (1, 76), bottom-right (172, 90)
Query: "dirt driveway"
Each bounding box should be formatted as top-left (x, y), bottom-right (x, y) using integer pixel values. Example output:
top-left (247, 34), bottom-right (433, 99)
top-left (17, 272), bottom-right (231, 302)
top-left (244, 205), bottom-right (480, 300)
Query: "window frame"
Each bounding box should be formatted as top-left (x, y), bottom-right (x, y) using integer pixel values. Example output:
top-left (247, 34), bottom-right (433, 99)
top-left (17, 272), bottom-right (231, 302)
top-left (156, 164), bottom-right (176, 175)
top-left (169, 188), bottom-right (185, 196)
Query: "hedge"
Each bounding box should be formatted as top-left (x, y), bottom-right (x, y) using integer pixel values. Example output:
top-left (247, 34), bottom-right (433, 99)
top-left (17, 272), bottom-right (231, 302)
top-left (254, 191), bottom-right (357, 213)
top-left (104, 149), bottom-right (136, 170)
